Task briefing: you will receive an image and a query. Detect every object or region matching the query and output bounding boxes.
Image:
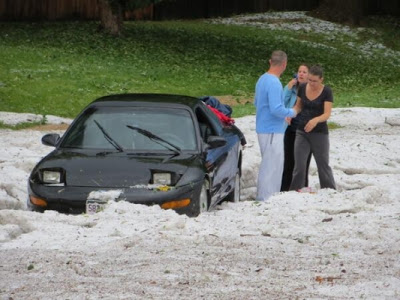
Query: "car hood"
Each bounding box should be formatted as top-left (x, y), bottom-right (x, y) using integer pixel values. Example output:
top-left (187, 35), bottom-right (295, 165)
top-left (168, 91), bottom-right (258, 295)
top-left (35, 150), bottom-right (204, 188)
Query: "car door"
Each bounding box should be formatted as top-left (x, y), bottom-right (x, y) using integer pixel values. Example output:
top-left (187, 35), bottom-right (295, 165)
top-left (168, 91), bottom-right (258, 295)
top-left (195, 103), bottom-right (240, 206)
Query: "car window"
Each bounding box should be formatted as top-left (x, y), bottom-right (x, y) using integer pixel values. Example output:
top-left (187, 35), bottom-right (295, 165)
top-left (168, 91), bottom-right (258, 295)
top-left (196, 103), bottom-right (223, 141)
top-left (61, 106), bottom-right (197, 151)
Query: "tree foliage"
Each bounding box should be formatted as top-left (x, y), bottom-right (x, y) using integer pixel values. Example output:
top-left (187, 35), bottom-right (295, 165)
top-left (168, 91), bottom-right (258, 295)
top-left (313, 0), bottom-right (366, 25)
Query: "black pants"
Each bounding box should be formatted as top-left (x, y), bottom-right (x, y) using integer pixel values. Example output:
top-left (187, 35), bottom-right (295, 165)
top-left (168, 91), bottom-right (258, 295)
top-left (281, 130), bottom-right (311, 191)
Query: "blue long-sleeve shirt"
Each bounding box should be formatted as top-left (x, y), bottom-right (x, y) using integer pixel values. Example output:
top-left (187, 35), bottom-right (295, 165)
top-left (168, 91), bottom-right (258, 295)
top-left (254, 73), bottom-right (296, 134)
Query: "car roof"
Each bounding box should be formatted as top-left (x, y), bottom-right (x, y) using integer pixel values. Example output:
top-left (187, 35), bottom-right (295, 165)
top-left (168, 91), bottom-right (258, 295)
top-left (90, 93), bottom-right (201, 110)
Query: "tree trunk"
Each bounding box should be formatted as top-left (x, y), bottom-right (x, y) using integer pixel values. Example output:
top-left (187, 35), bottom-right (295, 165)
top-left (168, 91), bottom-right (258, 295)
top-left (98, 0), bottom-right (123, 35)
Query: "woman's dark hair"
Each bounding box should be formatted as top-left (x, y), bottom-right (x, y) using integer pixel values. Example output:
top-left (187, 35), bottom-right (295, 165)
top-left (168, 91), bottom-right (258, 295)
top-left (309, 65), bottom-right (323, 78)
top-left (299, 63), bottom-right (310, 70)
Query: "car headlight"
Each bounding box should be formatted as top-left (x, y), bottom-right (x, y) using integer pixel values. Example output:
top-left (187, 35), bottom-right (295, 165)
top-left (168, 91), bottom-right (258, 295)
top-left (153, 173), bottom-right (171, 185)
top-left (42, 170), bottom-right (62, 184)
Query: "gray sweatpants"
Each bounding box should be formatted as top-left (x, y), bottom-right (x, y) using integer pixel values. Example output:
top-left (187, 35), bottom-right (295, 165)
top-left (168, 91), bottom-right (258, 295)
top-left (256, 133), bottom-right (284, 201)
top-left (290, 130), bottom-right (336, 190)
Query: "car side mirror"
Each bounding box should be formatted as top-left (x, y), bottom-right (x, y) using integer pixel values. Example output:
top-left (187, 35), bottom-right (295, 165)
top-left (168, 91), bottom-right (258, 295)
top-left (206, 136), bottom-right (227, 149)
top-left (41, 133), bottom-right (60, 147)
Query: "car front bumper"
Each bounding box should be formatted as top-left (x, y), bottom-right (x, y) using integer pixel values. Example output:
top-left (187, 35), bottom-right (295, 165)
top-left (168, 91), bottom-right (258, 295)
top-left (28, 180), bottom-right (204, 217)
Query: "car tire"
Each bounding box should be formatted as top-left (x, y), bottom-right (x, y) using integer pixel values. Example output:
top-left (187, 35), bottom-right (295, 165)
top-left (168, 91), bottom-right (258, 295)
top-left (226, 170), bottom-right (240, 203)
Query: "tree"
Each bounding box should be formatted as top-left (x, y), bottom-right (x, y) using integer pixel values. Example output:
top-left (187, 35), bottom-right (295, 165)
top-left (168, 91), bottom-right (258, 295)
top-left (313, 0), bottom-right (366, 25)
top-left (98, 0), bottom-right (162, 35)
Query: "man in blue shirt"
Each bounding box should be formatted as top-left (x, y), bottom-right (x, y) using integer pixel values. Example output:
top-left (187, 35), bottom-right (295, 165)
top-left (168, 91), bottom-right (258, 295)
top-left (254, 50), bottom-right (297, 201)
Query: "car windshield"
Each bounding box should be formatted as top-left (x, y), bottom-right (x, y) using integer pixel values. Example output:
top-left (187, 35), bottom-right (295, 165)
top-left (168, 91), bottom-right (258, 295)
top-left (61, 106), bottom-right (198, 152)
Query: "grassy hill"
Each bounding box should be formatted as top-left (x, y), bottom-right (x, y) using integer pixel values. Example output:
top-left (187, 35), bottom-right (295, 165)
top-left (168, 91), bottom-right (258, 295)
top-left (0, 12), bottom-right (399, 118)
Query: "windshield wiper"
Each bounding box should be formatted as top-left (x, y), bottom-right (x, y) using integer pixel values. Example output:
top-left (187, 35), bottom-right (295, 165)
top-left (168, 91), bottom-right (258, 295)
top-left (126, 125), bottom-right (181, 154)
top-left (94, 120), bottom-right (124, 152)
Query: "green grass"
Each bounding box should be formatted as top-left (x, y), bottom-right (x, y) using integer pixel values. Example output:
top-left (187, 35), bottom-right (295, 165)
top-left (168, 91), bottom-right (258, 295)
top-left (328, 122), bottom-right (342, 130)
top-left (0, 17), bottom-right (399, 119)
top-left (0, 118), bottom-right (47, 130)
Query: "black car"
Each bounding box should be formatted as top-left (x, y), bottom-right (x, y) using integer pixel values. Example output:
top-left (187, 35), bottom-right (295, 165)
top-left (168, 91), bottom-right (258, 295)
top-left (28, 94), bottom-right (245, 216)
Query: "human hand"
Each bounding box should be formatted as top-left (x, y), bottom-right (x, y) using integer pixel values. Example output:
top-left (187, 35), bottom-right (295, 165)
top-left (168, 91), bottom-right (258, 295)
top-left (285, 117), bottom-right (292, 125)
top-left (292, 106), bottom-right (299, 117)
top-left (304, 118), bottom-right (318, 132)
top-left (288, 78), bottom-right (297, 89)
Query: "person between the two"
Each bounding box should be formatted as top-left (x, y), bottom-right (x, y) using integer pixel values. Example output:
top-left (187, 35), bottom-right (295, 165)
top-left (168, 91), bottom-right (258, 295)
top-left (254, 50), bottom-right (298, 201)
top-left (289, 65), bottom-right (336, 191)
top-left (281, 64), bottom-right (312, 191)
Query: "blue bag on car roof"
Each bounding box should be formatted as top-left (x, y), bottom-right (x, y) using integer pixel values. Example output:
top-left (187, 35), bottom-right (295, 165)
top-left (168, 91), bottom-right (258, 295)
top-left (199, 96), bottom-right (233, 117)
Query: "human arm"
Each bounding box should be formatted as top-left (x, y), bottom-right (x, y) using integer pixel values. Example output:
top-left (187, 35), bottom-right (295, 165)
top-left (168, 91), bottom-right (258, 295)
top-left (287, 78), bottom-right (297, 90)
top-left (269, 83), bottom-right (297, 118)
top-left (286, 96), bottom-right (302, 125)
top-left (283, 84), bottom-right (297, 108)
top-left (283, 85), bottom-right (292, 108)
top-left (292, 96), bottom-right (302, 115)
top-left (304, 101), bottom-right (332, 133)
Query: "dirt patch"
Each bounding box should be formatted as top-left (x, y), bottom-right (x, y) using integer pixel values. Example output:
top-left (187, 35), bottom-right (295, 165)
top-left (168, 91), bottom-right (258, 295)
top-left (214, 95), bottom-right (253, 106)
top-left (308, 6), bottom-right (363, 26)
top-left (27, 124), bottom-right (70, 131)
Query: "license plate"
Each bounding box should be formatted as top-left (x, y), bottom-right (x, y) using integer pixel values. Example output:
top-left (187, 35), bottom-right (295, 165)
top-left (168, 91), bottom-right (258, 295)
top-left (86, 199), bottom-right (107, 215)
